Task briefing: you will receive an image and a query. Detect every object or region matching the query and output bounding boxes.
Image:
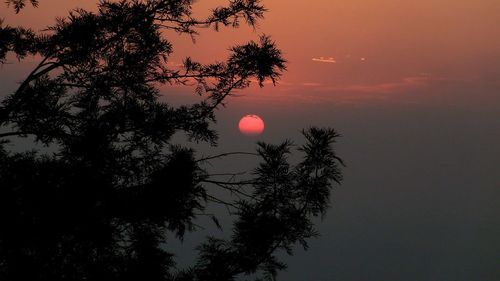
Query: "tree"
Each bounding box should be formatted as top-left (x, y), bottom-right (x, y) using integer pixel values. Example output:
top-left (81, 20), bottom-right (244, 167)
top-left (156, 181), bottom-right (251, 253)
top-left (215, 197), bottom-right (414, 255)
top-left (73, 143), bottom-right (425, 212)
top-left (0, 1), bottom-right (344, 280)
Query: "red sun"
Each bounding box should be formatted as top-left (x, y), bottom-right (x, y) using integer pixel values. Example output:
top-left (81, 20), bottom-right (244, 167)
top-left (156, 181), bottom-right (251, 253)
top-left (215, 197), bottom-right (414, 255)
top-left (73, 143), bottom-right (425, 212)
top-left (238, 115), bottom-right (265, 136)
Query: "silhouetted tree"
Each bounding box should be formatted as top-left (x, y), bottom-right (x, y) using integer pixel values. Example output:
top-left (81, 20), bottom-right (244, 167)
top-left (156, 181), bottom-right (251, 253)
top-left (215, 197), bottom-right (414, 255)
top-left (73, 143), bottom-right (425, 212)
top-left (0, 1), bottom-right (343, 280)
top-left (4, 0), bottom-right (38, 13)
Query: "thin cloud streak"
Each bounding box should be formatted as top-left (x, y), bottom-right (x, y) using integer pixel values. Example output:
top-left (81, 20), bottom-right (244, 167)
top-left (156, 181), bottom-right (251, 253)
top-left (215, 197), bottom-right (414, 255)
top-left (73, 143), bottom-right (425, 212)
top-left (231, 74), bottom-right (481, 106)
top-left (312, 57), bottom-right (336, 63)
top-left (302, 82), bottom-right (322, 86)
top-left (308, 74), bottom-right (452, 94)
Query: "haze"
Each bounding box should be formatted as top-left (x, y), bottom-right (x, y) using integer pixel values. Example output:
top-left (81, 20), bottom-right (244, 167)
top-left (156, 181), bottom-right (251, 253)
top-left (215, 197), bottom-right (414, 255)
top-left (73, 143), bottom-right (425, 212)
top-left (1, 1), bottom-right (499, 280)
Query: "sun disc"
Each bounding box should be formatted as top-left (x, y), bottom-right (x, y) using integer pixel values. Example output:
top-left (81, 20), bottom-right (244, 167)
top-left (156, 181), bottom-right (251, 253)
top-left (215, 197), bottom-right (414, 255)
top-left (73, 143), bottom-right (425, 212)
top-left (238, 115), bottom-right (265, 136)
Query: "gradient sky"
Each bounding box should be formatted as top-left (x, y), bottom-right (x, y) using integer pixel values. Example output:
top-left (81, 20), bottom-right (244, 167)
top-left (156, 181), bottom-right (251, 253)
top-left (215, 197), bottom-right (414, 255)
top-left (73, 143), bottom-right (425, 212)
top-left (1, 1), bottom-right (500, 280)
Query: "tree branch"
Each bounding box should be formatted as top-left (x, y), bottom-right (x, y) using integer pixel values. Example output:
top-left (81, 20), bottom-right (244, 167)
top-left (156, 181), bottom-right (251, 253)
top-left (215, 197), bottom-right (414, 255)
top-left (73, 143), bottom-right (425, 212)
top-left (196, 151), bottom-right (259, 163)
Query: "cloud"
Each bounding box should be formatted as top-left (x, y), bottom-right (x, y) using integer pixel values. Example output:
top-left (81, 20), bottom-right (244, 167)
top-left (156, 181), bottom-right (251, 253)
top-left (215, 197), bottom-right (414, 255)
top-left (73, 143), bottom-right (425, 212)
top-left (301, 82), bottom-right (322, 87)
top-left (339, 75), bottom-right (431, 93)
top-left (235, 73), bottom-right (499, 109)
top-left (305, 74), bottom-right (447, 94)
top-left (312, 56), bottom-right (368, 64)
top-left (312, 57), bottom-right (336, 63)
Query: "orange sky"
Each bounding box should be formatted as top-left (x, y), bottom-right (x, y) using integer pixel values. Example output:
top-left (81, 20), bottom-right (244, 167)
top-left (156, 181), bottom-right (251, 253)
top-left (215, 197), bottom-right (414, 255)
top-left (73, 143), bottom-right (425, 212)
top-left (2, 3), bottom-right (500, 280)
top-left (2, 0), bottom-right (500, 106)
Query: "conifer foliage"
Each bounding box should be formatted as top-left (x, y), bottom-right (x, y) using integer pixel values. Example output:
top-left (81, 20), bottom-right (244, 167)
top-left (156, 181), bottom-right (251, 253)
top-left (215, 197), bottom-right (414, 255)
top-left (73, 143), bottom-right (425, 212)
top-left (0, 1), bottom-right (343, 280)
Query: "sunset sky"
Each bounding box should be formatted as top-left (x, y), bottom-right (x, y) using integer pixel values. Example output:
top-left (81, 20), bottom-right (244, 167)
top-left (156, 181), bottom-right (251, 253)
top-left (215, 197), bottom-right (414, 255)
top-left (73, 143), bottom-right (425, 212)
top-left (1, 0), bottom-right (499, 280)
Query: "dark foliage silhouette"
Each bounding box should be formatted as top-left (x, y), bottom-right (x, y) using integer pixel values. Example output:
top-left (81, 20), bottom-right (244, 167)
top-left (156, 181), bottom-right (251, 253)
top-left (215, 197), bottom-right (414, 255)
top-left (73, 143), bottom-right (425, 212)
top-left (4, 0), bottom-right (38, 13)
top-left (0, 1), bottom-right (343, 280)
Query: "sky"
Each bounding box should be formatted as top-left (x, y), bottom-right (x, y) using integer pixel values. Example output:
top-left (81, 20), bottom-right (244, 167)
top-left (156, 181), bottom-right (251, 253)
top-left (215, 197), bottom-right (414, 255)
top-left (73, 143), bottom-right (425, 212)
top-left (1, 1), bottom-right (500, 280)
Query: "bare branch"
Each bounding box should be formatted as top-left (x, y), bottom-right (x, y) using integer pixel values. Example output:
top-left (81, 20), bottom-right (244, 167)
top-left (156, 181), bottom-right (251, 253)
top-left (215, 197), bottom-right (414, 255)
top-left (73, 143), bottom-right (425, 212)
top-left (196, 151), bottom-right (259, 163)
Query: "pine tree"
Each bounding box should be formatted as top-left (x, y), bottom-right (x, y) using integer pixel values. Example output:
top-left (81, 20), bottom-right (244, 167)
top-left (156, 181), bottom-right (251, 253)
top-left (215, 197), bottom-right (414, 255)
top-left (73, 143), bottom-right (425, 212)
top-left (0, 1), bottom-right (343, 280)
